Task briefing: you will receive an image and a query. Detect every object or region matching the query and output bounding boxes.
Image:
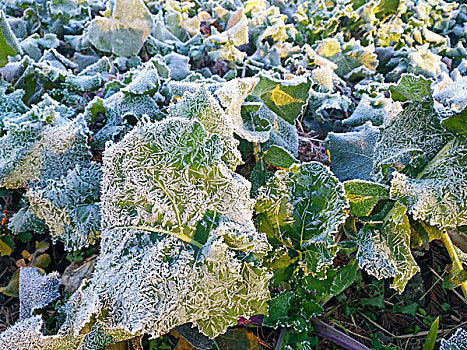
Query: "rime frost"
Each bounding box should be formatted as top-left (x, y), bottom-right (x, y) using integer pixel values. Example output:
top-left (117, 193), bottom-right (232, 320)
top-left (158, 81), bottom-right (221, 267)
top-left (19, 267), bottom-right (60, 320)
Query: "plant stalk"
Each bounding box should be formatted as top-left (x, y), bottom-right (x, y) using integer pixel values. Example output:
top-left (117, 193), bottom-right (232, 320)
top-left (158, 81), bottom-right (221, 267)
top-left (311, 317), bottom-right (371, 350)
top-left (441, 229), bottom-right (467, 301)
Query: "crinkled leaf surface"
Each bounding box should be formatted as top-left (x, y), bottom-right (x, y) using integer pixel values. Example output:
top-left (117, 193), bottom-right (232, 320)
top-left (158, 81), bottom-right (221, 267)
top-left (19, 267), bottom-right (60, 320)
top-left (372, 99), bottom-right (450, 180)
top-left (355, 202), bottom-right (420, 293)
top-left (27, 163), bottom-right (101, 251)
top-left (255, 162), bottom-right (348, 277)
top-left (389, 74), bottom-right (433, 102)
top-left (0, 96), bottom-right (92, 189)
top-left (440, 328), bottom-right (467, 350)
top-left (390, 136), bottom-right (467, 229)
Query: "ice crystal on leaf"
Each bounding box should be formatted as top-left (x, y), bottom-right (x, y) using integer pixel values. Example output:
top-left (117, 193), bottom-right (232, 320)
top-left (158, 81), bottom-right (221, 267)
top-left (355, 202), bottom-right (420, 293)
top-left (440, 328), bottom-right (467, 350)
top-left (390, 136), bottom-right (467, 229)
top-left (27, 163), bottom-right (102, 250)
top-left (85, 0), bottom-right (154, 57)
top-left (19, 267), bottom-right (60, 320)
top-left (0, 95), bottom-right (91, 189)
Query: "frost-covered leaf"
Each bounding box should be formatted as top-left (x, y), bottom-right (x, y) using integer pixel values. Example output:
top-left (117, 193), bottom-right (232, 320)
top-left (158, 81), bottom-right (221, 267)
top-left (342, 94), bottom-right (393, 127)
top-left (19, 267), bottom-right (60, 320)
top-left (85, 0), bottom-right (154, 57)
top-left (389, 74), bottom-right (433, 102)
top-left (27, 163), bottom-right (101, 250)
top-left (440, 328), bottom-right (467, 350)
top-left (355, 202), bottom-right (420, 293)
top-left (206, 15), bottom-right (249, 62)
top-left (0, 10), bottom-right (22, 67)
top-left (434, 76), bottom-right (467, 113)
top-left (169, 83), bottom-right (243, 169)
top-left (0, 80), bottom-right (28, 124)
top-left (263, 289), bottom-right (322, 332)
top-left (372, 99), bottom-right (450, 180)
top-left (0, 96), bottom-right (92, 189)
top-left (327, 122), bottom-right (380, 181)
top-left (344, 180), bottom-right (390, 217)
top-left (8, 207), bottom-right (46, 235)
top-left (241, 103), bottom-right (299, 156)
top-left (256, 162), bottom-right (348, 277)
top-left (251, 73), bottom-right (312, 124)
top-left (59, 117), bottom-right (270, 342)
top-left (390, 136), bottom-right (467, 229)
top-left (315, 36), bottom-right (378, 81)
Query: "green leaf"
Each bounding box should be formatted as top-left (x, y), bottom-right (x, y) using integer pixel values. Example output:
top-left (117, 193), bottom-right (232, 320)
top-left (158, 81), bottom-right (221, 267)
top-left (263, 145), bottom-right (298, 169)
top-left (389, 74), bottom-right (433, 102)
top-left (355, 202), bottom-right (420, 293)
top-left (361, 295), bottom-right (385, 308)
top-left (392, 302), bottom-right (418, 317)
top-left (344, 180), bottom-right (389, 217)
top-left (0, 10), bottom-right (22, 67)
top-left (409, 220), bottom-right (442, 248)
top-left (329, 258), bottom-right (358, 296)
top-left (441, 109), bottom-right (467, 137)
top-left (256, 162), bottom-right (348, 277)
top-left (423, 316), bottom-right (439, 350)
top-left (0, 235), bottom-right (14, 256)
top-left (251, 73), bottom-right (312, 124)
top-left (0, 269), bottom-right (19, 297)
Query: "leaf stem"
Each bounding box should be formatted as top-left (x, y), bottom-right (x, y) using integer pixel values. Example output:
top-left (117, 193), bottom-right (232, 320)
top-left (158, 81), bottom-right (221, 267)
top-left (123, 225), bottom-right (203, 249)
top-left (311, 317), bottom-right (371, 350)
top-left (441, 229), bottom-right (467, 301)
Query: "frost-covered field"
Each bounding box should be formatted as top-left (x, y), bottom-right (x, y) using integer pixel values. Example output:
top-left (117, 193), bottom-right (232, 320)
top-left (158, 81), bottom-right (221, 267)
top-left (0, 0), bottom-right (466, 349)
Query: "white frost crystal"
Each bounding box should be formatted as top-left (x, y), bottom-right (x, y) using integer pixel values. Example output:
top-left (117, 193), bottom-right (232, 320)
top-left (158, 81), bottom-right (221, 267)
top-left (0, 116), bottom-right (271, 349)
top-left (19, 267), bottom-right (60, 320)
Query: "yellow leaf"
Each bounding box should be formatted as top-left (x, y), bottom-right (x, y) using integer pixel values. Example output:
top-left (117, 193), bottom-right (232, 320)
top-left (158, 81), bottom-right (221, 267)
top-left (270, 85), bottom-right (303, 106)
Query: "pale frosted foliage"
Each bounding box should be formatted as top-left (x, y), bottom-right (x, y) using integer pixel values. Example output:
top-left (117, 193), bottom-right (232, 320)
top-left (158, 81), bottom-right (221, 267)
top-left (257, 104), bottom-right (299, 156)
top-left (63, 117), bottom-right (271, 341)
top-left (19, 267), bottom-right (60, 320)
top-left (0, 96), bottom-right (91, 189)
top-left (215, 78), bottom-right (262, 142)
top-left (86, 0), bottom-right (154, 57)
top-left (372, 101), bottom-right (450, 180)
top-left (355, 203), bottom-right (420, 293)
top-left (27, 163), bottom-right (102, 251)
top-left (170, 83), bottom-right (249, 169)
top-left (327, 122), bottom-right (380, 181)
top-left (207, 15), bottom-right (249, 62)
top-left (390, 137), bottom-right (467, 229)
top-left (0, 316), bottom-right (55, 350)
top-left (434, 76), bottom-right (467, 112)
top-left (0, 117), bottom-right (271, 349)
top-left (342, 94), bottom-right (394, 127)
top-left (101, 117), bottom-right (255, 233)
top-left (440, 328), bottom-right (467, 350)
